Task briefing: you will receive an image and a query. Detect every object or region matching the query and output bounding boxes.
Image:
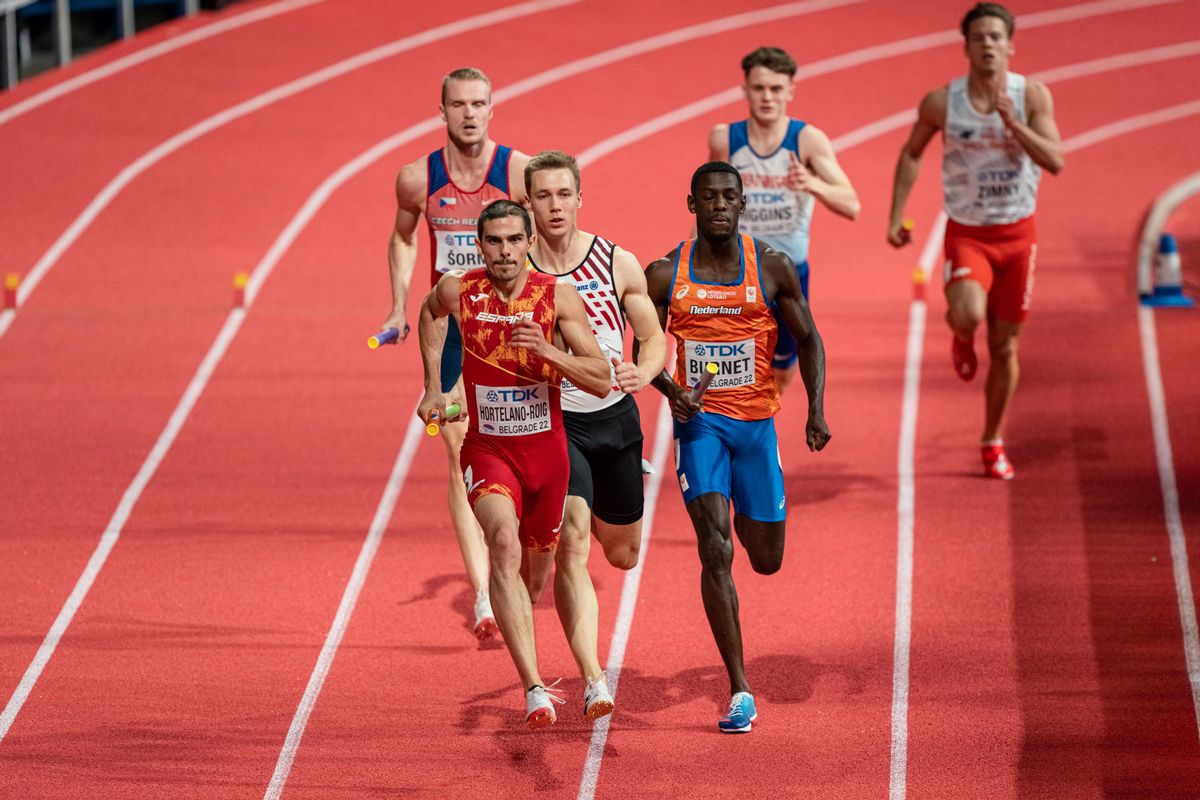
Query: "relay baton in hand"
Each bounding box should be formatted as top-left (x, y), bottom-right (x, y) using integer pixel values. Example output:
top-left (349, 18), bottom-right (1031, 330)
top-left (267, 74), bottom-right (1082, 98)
top-left (367, 323), bottom-right (410, 349)
top-left (426, 403), bottom-right (462, 436)
top-left (690, 362), bottom-right (719, 403)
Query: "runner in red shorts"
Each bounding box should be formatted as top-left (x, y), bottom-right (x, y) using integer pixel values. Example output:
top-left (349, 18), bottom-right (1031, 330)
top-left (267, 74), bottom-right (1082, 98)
top-left (887, 2), bottom-right (1063, 479)
top-left (417, 200), bottom-right (612, 729)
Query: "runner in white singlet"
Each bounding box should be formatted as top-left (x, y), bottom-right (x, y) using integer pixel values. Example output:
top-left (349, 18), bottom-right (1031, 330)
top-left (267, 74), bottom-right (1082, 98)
top-left (708, 46), bottom-right (859, 392)
top-left (523, 150), bottom-right (666, 722)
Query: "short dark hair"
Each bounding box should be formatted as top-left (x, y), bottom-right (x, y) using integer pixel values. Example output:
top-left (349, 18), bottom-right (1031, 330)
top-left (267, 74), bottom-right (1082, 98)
top-left (690, 161), bottom-right (743, 197)
top-left (525, 150), bottom-right (581, 196)
top-left (960, 3), bottom-right (1015, 38)
top-left (476, 199), bottom-right (531, 239)
top-left (741, 46), bottom-right (796, 79)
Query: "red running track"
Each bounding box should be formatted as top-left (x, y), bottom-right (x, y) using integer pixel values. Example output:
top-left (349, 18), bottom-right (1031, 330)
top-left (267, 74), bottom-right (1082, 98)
top-left (1, 0), bottom-right (1198, 797)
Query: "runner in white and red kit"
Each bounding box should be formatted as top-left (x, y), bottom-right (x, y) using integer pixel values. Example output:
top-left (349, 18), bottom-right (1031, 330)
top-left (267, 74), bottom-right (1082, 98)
top-left (524, 150), bottom-right (667, 721)
top-left (888, 2), bottom-right (1064, 479)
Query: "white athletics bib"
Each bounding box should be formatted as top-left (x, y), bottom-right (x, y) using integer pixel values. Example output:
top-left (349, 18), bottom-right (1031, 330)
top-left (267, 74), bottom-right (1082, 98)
top-left (683, 338), bottom-right (756, 390)
top-left (474, 382), bottom-right (551, 436)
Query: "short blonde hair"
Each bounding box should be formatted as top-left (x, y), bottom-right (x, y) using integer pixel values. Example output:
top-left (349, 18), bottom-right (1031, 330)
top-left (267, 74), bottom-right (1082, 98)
top-left (524, 150), bottom-right (581, 196)
top-left (441, 67), bottom-right (491, 104)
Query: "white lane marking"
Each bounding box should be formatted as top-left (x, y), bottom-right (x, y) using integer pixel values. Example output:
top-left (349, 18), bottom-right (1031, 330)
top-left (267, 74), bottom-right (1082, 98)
top-left (254, 3), bottom-right (868, 787)
top-left (0, 0), bottom-right (324, 127)
top-left (0, 0), bottom-right (580, 341)
top-left (1139, 306), bottom-right (1200, 739)
top-left (576, 0), bottom-right (1181, 166)
top-left (888, 99), bottom-right (1200, 799)
top-left (0, 0), bottom-right (584, 744)
top-left (577, 401), bottom-right (671, 800)
top-left (263, 409), bottom-right (426, 800)
top-left (567, 22), bottom-right (1199, 800)
top-left (0, 308), bottom-right (248, 742)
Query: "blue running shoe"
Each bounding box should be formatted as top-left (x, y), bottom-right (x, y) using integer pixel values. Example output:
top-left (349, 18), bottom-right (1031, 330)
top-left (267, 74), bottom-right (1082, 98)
top-left (718, 691), bottom-right (757, 733)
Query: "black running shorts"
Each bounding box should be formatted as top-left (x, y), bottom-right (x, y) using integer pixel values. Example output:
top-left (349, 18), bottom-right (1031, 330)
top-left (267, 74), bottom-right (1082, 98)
top-left (562, 394), bottom-right (644, 525)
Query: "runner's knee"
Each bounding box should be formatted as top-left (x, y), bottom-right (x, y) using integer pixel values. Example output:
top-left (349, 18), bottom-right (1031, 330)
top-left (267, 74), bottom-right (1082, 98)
top-left (602, 540), bottom-right (639, 571)
top-left (697, 530), bottom-right (733, 574)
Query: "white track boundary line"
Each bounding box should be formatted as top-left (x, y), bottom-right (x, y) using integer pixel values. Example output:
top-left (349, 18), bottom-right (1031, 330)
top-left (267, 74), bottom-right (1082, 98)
top-left (263, 409), bottom-right (426, 800)
top-left (0, 0), bottom-right (580, 342)
top-left (889, 212), bottom-right (944, 800)
top-left (887, 99), bottom-right (1200, 799)
top-left (1139, 295), bottom-right (1200, 737)
top-left (576, 0), bottom-right (1180, 167)
top-left (568, 31), bottom-right (1198, 800)
top-left (0, 308), bottom-right (248, 742)
top-left (256, 1), bottom-right (865, 788)
top-left (0, 0), bottom-right (584, 745)
top-left (577, 401), bottom-right (671, 800)
top-left (0, 0), bottom-right (324, 127)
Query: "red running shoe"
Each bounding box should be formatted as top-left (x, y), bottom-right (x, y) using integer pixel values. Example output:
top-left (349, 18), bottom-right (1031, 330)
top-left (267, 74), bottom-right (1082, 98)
top-left (982, 443), bottom-right (1015, 480)
top-left (952, 335), bottom-right (977, 381)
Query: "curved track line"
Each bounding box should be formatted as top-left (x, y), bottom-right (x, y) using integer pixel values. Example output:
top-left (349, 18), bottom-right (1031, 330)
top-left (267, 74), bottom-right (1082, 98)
top-left (890, 98), bottom-right (1200, 800)
top-left (263, 406), bottom-right (426, 800)
top-left (575, 0), bottom-right (1182, 167)
top-left (0, 308), bottom-right (248, 742)
top-left (0, 0), bottom-right (581, 341)
top-left (829, 39), bottom-right (1200, 153)
top-left (576, 401), bottom-right (672, 800)
top-left (1138, 305), bottom-right (1200, 740)
top-left (568, 37), bottom-right (1200, 800)
top-left (0, 0), bottom-right (864, 757)
top-left (0, 0), bottom-right (585, 744)
top-left (239, 0), bottom-right (865, 305)
top-left (0, 0), bottom-right (324, 127)
top-left (256, 0), bottom-right (864, 782)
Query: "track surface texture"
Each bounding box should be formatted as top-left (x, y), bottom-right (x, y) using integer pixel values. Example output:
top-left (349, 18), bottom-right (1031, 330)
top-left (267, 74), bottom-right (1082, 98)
top-left (1, 0), bottom-right (1198, 797)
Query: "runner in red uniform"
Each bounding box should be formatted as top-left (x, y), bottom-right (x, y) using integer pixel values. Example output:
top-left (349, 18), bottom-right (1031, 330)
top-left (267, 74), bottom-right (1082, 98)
top-left (417, 200), bottom-right (612, 729)
top-left (382, 68), bottom-right (532, 639)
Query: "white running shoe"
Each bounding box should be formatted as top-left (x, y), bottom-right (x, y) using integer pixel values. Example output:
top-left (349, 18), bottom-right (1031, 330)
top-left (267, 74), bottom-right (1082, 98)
top-left (525, 680), bottom-right (566, 730)
top-left (583, 671), bottom-right (614, 721)
top-left (473, 591), bottom-right (498, 641)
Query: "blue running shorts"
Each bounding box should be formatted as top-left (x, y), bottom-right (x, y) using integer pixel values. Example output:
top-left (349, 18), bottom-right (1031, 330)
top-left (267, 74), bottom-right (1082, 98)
top-left (441, 316), bottom-right (463, 393)
top-left (771, 260), bottom-right (810, 370)
top-left (673, 411), bottom-right (786, 522)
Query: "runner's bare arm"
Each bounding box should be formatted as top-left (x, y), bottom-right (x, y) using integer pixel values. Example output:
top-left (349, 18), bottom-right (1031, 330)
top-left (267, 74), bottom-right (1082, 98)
top-left (888, 88), bottom-right (945, 247)
top-left (416, 274), bottom-right (461, 424)
top-left (997, 79), bottom-right (1063, 174)
top-left (795, 125), bottom-right (860, 220)
top-left (708, 124), bottom-right (731, 162)
top-left (761, 245), bottom-right (830, 452)
top-left (385, 159), bottom-right (427, 336)
top-left (614, 247), bottom-right (667, 393)
top-left (641, 253), bottom-right (701, 422)
top-left (511, 283), bottom-right (610, 398)
top-left (506, 149), bottom-right (532, 204)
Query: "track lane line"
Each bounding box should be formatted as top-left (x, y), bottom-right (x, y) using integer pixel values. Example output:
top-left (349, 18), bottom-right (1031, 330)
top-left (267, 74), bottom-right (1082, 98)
top-left (891, 98), bottom-right (1200, 799)
top-left (0, 0), bottom-right (582, 341)
top-left (263, 408), bottom-right (427, 800)
top-left (255, 0), bottom-right (868, 784)
top-left (0, 0), bottom-right (594, 741)
top-left (0, 0), bottom-right (324, 128)
top-left (576, 400), bottom-right (671, 800)
top-left (576, 0), bottom-right (1183, 167)
top-left (0, 308), bottom-right (248, 741)
top-left (566, 36), bottom-right (1200, 800)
